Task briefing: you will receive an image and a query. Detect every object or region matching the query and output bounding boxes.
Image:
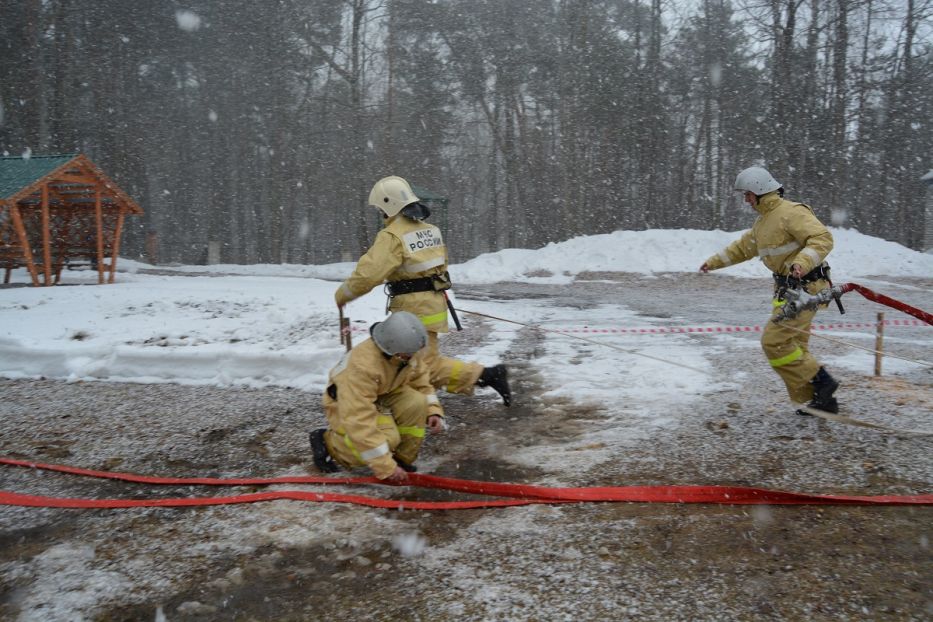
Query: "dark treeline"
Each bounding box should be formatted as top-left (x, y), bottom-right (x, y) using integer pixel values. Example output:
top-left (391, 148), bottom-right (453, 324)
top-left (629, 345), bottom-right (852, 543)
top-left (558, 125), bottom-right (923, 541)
top-left (1, 0), bottom-right (930, 264)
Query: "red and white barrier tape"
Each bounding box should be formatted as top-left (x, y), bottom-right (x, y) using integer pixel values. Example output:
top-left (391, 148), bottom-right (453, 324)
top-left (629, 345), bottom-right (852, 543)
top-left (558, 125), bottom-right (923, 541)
top-left (349, 318), bottom-right (925, 335)
top-left (540, 319), bottom-right (927, 335)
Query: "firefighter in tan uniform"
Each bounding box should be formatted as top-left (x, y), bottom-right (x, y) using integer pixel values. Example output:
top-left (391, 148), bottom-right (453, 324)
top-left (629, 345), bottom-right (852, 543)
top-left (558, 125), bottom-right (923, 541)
top-left (700, 166), bottom-right (841, 414)
top-left (309, 311), bottom-right (444, 482)
top-left (334, 175), bottom-right (511, 406)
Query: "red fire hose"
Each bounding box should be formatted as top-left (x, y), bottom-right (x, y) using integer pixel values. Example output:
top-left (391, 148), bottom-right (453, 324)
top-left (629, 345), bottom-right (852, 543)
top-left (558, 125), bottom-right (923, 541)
top-left (1, 457), bottom-right (930, 510)
top-left (839, 283), bottom-right (932, 325)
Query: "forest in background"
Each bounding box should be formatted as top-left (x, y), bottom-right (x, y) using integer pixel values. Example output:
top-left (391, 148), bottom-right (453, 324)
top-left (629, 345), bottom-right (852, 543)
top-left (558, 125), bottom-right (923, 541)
top-left (1, 0), bottom-right (931, 265)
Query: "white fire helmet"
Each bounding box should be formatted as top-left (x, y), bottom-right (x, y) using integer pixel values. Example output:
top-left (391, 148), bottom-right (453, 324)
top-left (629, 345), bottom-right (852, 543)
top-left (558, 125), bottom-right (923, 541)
top-left (734, 166), bottom-right (782, 196)
top-left (368, 176), bottom-right (420, 217)
top-left (371, 311), bottom-right (428, 356)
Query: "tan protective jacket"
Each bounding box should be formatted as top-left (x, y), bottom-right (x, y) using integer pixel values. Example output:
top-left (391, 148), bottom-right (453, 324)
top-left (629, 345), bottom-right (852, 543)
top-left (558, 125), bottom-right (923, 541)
top-left (324, 338), bottom-right (443, 478)
top-left (703, 192), bottom-right (834, 277)
top-left (336, 215), bottom-right (450, 333)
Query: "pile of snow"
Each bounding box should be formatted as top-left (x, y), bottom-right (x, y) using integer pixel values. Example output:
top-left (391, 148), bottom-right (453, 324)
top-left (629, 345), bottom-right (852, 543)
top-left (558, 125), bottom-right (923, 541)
top-left (453, 228), bottom-right (933, 284)
top-left (117, 227), bottom-right (931, 285)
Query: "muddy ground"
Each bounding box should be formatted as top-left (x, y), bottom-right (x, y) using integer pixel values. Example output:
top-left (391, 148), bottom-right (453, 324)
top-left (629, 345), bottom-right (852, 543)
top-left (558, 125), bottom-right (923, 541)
top-left (1, 272), bottom-right (931, 621)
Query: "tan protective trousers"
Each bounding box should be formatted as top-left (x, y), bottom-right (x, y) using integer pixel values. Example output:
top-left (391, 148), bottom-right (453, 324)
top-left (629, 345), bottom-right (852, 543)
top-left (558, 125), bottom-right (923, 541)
top-left (323, 385), bottom-right (430, 469)
top-left (761, 282), bottom-right (827, 403)
top-left (424, 332), bottom-right (484, 395)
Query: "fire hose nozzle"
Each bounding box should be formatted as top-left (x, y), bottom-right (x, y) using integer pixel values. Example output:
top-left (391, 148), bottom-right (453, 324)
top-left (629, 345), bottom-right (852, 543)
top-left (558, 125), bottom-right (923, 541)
top-left (773, 286), bottom-right (846, 323)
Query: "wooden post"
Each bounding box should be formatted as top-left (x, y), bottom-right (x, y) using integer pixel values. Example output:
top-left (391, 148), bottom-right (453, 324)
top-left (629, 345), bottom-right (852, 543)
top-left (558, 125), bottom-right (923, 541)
top-left (10, 205), bottom-right (39, 286)
top-left (145, 230), bottom-right (159, 265)
top-left (95, 187), bottom-right (105, 284)
top-left (874, 312), bottom-right (884, 377)
top-left (41, 184), bottom-right (51, 285)
top-left (108, 212), bottom-right (125, 284)
top-left (339, 307), bottom-right (352, 352)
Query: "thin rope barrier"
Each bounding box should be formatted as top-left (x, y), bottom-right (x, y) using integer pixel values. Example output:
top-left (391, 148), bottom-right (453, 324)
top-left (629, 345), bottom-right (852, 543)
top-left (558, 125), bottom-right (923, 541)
top-left (457, 308), bottom-right (711, 375)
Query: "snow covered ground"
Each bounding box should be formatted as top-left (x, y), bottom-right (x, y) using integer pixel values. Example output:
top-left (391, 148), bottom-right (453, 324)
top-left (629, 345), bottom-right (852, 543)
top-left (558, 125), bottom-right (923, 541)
top-left (1, 227), bottom-right (930, 395)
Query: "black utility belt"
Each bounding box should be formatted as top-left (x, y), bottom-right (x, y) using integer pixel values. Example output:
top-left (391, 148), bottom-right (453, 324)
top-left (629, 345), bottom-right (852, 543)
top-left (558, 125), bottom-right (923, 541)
top-left (386, 272), bottom-right (451, 296)
top-left (773, 263), bottom-right (830, 287)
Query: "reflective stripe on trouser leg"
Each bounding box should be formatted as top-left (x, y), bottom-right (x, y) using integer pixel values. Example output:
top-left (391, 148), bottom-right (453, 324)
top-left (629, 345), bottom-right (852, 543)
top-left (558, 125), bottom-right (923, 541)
top-left (424, 332), bottom-right (484, 394)
top-left (769, 347), bottom-right (804, 367)
top-left (762, 302), bottom-right (821, 402)
top-left (323, 402), bottom-right (401, 469)
top-left (378, 386), bottom-right (430, 465)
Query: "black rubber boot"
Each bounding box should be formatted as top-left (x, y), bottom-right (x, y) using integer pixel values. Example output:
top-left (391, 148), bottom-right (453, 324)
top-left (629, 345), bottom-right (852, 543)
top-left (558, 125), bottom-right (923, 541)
top-left (477, 364), bottom-right (512, 406)
top-left (396, 460), bottom-right (418, 473)
top-left (309, 428), bottom-right (340, 473)
top-left (811, 367), bottom-right (839, 405)
top-left (797, 367), bottom-right (840, 415)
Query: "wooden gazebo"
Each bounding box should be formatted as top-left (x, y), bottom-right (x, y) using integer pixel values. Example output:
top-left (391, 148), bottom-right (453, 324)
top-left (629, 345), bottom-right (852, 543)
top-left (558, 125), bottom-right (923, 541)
top-left (0, 154), bottom-right (143, 286)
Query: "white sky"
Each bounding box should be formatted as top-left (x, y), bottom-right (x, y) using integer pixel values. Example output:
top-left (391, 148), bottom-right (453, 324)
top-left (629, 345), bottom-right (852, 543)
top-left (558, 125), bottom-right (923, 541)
top-left (1, 227), bottom-right (929, 405)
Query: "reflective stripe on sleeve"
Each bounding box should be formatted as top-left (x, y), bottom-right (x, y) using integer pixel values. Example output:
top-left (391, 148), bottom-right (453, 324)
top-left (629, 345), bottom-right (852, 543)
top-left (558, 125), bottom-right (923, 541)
top-left (769, 347), bottom-right (804, 367)
top-left (800, 247), bottom-right (821, 265)
top-left (717, 251), bottom-right (732, 266)
top-left (360, 442), bottom-right (390, 461)
top-left (340, 418), bottom-right (395, 462)
top-left (397, 426), bottom-right (426, 438)
top-left (426, 394), bottom-right (440, 406)
top-left (339, 282), bottom-right (355, 300)
top-left (758, 241), bottom-right (800, 258)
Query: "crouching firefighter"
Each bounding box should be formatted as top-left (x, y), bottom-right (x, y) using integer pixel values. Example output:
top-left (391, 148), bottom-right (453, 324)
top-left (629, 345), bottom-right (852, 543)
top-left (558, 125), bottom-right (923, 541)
top-left (309, 311), bottom-right (444, 483)
top-left (334, 175), bottom-right (511, 406)
top-left (699, 166), bottom-right (841, 415)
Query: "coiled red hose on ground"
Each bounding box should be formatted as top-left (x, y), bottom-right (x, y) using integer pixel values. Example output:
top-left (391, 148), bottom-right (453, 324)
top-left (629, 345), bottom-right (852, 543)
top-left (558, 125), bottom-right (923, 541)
top-left (1, 458), bottom-right (929, 510)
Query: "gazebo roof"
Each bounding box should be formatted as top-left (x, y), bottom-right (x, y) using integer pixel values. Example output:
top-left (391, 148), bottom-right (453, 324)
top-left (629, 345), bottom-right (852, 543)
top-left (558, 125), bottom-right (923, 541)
top-left (0, 154), bottom-right (77, 199)
top-left (0, 153), bottom-right (142, 214)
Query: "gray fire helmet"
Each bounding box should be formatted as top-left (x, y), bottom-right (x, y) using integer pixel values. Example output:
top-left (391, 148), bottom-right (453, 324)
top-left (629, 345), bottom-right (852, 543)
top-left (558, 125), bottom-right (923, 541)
top-left (371, 311), bottom-right (428, 355)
